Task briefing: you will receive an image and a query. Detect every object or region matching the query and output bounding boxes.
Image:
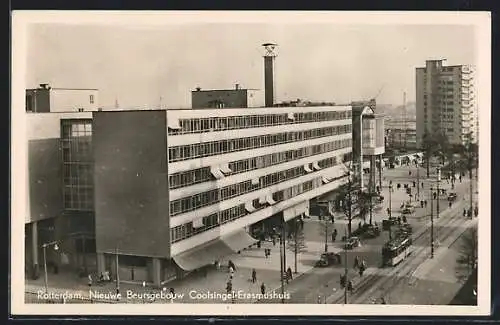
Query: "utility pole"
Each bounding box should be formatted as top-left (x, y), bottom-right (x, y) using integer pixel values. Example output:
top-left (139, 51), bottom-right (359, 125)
top-left (416, 162), bottom-right (420, 200)
top-left (403, 91), bottom-right (407, 151)
top-left (115, 247), bottom-right (120, 300)
top-left (430, 187), bottom-right (434, 258)
top-left (344, 226), bottom-right (348, 304)
top-left (280, 219), bottom-right (286, 304)
top-left (388, 181), bottom-right (393, 241)
top-left (436, 167), bottom-right (441, 220)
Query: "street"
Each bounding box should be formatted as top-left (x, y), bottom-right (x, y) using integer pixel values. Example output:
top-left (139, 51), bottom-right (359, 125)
top-left (257, 164), bottom-right (477, 304)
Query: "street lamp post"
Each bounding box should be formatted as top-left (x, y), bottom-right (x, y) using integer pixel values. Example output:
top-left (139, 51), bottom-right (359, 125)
top-left (416, 161), bottom-right (420, 200)
top-left (42, 241), bottom-right (59, 294)
top-left (436, 167), bottom-right (441, 219)
top-left (279, 218), bottom-right (286, 304)
top-left (388, 181), bottom-right (393, 241)
top-left (430, 187), bottom-right (434, 259)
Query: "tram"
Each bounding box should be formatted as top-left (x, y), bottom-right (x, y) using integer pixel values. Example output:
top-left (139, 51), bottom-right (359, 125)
top-left (382, 234), bottom-right (413, 267)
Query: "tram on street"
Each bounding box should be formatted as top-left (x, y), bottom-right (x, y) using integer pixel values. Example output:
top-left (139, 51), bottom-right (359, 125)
top-left (382, 234), bottom-right (413, 267)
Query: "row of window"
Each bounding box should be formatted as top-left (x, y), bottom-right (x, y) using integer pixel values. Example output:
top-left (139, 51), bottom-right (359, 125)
top-left (168, 139), bottom-right (352, 190)
top-left (168, 111), bottom-right (352, 135)
top-left (170, 177), bottom-right (327, 243)
top-left (168, 125), bottom-right (352, 162)
top-left (169, 154), bottom-right (341, 217)
top-left (61, 120), bottom-right (94, 212)
top-left (63, 186), bottom-right (94, 211)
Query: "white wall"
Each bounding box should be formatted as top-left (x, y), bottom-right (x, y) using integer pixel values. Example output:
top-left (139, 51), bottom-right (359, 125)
top-left (50, 89), bottom-right (99, 112)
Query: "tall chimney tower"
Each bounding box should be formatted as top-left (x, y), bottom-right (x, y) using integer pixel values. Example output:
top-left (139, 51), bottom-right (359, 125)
top-left (262, 43), bottom-right (278, 107)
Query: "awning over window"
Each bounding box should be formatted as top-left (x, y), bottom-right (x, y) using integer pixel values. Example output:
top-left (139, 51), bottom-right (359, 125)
top-left (173, 239), bottom-right (233, 271)
top-left (251, 177), bottom-right (260, 186)
top-left (322, 176), bottom-right (331, 184)
top-left (287, 112), bottom-right (295, 120)
top-left (193, 218), bottom-right (204, 228)
top-left (312, 161), bottom-right (322, 170)
top-left (221, 229), bottom-right (258, 253)
top-left (245, 201), bottom-right (257, 213)
top-left (304, 164), bottom-right (313, 173)
top-left (210, 166), bottom-right (225, 179)
top-left (266, 194), bottom-right (277, 205)
top-left (167, 118), bottom-right (182, 130)
top-left (259, 196), bottom-right (267, 204)
top-left (328, 168), bottom-right (345, 180)
top-left (220, 163), bottom-right (232, 174)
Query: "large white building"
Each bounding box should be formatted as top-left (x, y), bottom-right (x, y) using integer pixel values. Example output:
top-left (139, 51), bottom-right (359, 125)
top-left (25, 104), bottom-right (354, 286)
top-left (416, 60), bottom-right (478, 148)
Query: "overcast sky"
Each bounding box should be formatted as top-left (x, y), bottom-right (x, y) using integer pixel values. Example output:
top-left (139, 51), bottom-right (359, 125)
top-left (26, 23), bottom-right (476, 109)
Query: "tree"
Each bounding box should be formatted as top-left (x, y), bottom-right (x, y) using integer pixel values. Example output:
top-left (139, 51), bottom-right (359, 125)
top-left (455, 226), bottom-right (478, 284)
top-left (340, 180), bottom-right (355, 238)
top-left (287, 221), bottom-right (307, 274)
top-left (435, 132), bottom-right (450, 165)
top-left (421, 130), bottom-right (436, 178)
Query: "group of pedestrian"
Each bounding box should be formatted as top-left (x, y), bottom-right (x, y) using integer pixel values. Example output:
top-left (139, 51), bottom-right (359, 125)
top-left (353, 256), bottom-right (367, 277)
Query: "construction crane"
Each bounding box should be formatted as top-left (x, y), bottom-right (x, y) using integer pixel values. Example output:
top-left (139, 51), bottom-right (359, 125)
top-left (371, 84), bottom-right (385, 102)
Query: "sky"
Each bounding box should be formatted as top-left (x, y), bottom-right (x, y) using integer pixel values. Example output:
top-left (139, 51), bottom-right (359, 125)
top-left (26, 23), bottom-right (476, 109)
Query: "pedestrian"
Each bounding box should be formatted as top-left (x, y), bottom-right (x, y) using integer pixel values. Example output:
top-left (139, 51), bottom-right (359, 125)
top-left (463, 209), bottom-right (467, 217)
top-left (413, 181), bottom-right (416, 188)
top-left (87, 274), bottom-right (92, 288)
top-left (226, 281), bottom-right (233, 294)
top-left (287, 267), bottom-right (293, 281)
top-left (332, 229), bottom-right (338, 242)
top-left (330, 215), bottom-right (335, 223)
top-left (421, 182), bottom-right (424, 188)
top-left (347, 280), bottom-right (354, 294)
top-left (272, 236), bottom-right (276, 246)
top-left (300, 218), bottom-right (304, 229)
top-left (424, 200), bottom-right (428, 207)
top-left (448, 201), bottom-right (452, 208)
top-left (402, 215), bottom-right (407, 223)
top-left (252, 269), bottom-right (257, 283)
top-left (340, 274), bottom-right (346, 288)
top-left (353, 256), bottom-right (359, 269)
top-left (260, 283), bottom-right (266, 295)
top-left (409, 171), bottom-right (412, 176)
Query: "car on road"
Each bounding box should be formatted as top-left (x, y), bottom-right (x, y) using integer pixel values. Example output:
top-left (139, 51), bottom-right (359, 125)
top-left (315, 252), bottom-right (342, 267)
top-left (448, 192), bottom-right (458, 202)
top-left (345, 237), bottom-right (361, 250)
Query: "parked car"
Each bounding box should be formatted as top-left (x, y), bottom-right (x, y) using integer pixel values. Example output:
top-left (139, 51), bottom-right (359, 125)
top-left (345, 237), bottom-right (361, 250)
top-left (315, 252), bottom-right (342, 267)
top-left (448, 192), bottom-right (458, 202)
top-left (401, 205), bottom-right (415, 215)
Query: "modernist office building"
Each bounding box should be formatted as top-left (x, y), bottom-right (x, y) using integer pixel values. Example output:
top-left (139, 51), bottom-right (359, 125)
top-left (25, 103), bottom-right (354, 286)
top-left (415, 60), bottom-right (478, 148)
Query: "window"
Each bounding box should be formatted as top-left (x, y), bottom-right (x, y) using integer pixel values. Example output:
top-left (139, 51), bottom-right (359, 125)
top-left (89, 95), bottom-right (94, 104)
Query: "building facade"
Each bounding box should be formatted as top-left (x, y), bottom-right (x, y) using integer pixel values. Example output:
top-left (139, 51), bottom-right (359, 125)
top-left (26, 84), bottom-right (99, 113)
top-left (385, 118), bottom-right (417, 150)
top-left (191, 85), bottom-right (263, 108)
top-left (26, 105), bottom-right (354, 286)
top-left (416, 60), bottom-right (478, 148)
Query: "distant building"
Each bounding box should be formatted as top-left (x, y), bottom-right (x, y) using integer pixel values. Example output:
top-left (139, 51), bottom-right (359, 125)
top-left (26, 84), bottom-right (99, 113)
top-left (416, 60), bottom-right (478, 147)
top-left (191, 84), bottom-right (263, 108)
top-left (385, 118), bottom-right (417, 150)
